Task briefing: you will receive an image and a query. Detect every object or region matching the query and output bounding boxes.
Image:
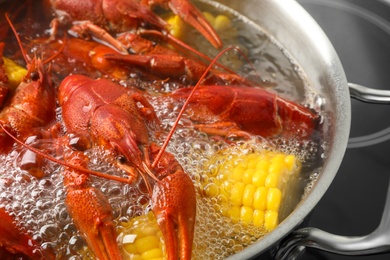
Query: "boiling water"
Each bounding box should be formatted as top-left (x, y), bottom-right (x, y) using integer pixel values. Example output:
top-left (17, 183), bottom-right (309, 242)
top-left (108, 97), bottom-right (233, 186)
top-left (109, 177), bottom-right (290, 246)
top-left (0, 0), bottom-right (326, 259)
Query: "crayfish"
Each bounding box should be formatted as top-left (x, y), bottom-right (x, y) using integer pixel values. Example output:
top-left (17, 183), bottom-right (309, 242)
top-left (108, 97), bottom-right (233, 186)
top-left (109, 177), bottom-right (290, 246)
top-left (58, 74), bottom-right (197, 259)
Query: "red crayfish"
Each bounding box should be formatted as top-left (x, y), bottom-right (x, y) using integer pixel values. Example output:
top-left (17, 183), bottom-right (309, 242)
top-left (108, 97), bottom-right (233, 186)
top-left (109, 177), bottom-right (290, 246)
top-left (58, 74), bottom-right (196, 259)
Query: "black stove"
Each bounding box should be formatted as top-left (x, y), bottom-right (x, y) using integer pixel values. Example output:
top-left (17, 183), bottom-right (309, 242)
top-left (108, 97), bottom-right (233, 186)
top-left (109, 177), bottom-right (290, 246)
top-left (294, 0), bottom-right (390, 259)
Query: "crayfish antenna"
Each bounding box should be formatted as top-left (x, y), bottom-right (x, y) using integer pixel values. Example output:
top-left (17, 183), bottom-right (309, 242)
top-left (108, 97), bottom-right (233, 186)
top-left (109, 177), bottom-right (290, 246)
top-left (5, 13), bottom-right (67, 70)
top-left (140, 29), bottom-right (241, 76)
top-left (5, 13), bottom-right (29, 64)
top-left (152, 46), bottom-right (252, 168)
top-left (0, 123), bottom-right (133, 184)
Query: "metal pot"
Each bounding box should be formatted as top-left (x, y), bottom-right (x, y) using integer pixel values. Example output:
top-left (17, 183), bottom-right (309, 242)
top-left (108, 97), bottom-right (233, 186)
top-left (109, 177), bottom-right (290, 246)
top-left (200, 0), bottom-right (390, 259)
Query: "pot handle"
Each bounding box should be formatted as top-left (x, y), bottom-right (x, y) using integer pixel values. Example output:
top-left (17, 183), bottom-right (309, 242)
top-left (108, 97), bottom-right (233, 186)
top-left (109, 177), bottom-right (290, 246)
top-left (347, 83), bottom-right (390, 148)
top-left (348, 83), bottom-right (390, 104)
top-left (274, 178), bottom-right (390, 259)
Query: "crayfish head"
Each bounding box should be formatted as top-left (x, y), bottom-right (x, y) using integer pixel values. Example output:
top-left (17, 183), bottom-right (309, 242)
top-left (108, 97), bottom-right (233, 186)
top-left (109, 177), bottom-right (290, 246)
top-left (58, 74), bottom-right (88, 105)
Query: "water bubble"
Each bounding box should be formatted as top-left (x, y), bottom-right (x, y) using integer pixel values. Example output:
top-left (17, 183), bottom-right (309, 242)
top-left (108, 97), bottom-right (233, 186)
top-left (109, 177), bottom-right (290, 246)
top-left (40, 224), bottom-right (59, 240)
top-left (68, 235), bottom-right (86, 252)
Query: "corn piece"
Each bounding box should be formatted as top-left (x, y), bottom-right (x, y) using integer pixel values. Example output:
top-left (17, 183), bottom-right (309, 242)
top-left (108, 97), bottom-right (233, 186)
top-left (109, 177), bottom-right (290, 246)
top-left (253, 187), bottom-right (267, 210)
top-left (242, 184), bottom-right (255, 207)
top-left (267, 188), bottom-right (282, 212)
top-left (264, 210), bottom-right (278, 231)
top-left (121, 212), bottom-right (165, 259)
top-left (141, 248), bottom-right (163, 259)
top-left (230, 182), bottom-right (245, 206)
top-left (202, 144), bottom-right (301, 233)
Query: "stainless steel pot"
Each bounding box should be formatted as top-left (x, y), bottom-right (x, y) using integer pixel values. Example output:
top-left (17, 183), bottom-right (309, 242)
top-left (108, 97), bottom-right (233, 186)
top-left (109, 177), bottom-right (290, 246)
top-left (198, 0), bottom-right (390, 259)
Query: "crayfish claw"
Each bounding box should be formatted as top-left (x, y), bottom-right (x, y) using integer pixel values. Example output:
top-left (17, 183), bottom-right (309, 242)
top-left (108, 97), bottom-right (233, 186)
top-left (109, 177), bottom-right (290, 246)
top-left (167, 0), bottom-right (222, 48)
top-left (152, 170), bottom-right (196, 260)
top-left (142, 0), bottom-right (222, 49)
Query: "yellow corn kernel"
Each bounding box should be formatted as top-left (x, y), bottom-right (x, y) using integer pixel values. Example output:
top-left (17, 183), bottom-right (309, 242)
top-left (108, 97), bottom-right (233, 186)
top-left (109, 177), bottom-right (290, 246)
top-left (204, 182), bottom-right (219, 197)
top-left (232, 166), bottom-right (244, 182)
top-left (220, 180), bottom-right (232, 198)
top-left (253, 210), bottom-right (265, 227)
top-left (214, 15), bottom-right (231, 31)
top-left (237, 160), bottom-right (249, 169)
top-left (256, 160), bottom-right (270, 172)
top-left (271, 154), bottom-right (284, 164)
top-left (240, 206), bottom-right (254, 224)
top-left (165, 15), bottom-right (186, 39)
top-left (141, 248), bottom-right (163, 259)
top-left (228, 206), bottom-right (241, 223)
top-left (285, 155), bottom-right (298, 172)
top-left (265, 173), bottom-right (279, 188)
top-left (202, 12), bottom-right (215, 25)
top-left (3, 57), bottom-right (27, 88)
top-left (246, 153), bottom-right (258, 168)
top-left (267, 188), bottom-right (282, 212)
top-left (268, 162), bottom-right (283, 176)
top-left (252, 169), bottom-right (267, 187)
top-left (242, 168), bottom-right (254, 184)
top-left (242, 184), bottom-right (256, 207)
top-left (123, 242), bottom-right (138, 254)
top-left (135, 236), bottom-right (160, 253)
top-left (133, 225), bottom-right (158, 238)
top-left (264, 210), bottom-right (278, 231)
top-left (253, 187), bottom-right (267, 210)
top-left (230, 182), bottom-right (245, 206)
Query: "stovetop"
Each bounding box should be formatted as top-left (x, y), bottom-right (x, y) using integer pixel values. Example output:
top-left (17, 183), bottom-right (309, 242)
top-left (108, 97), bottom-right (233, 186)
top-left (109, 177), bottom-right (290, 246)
top-left (295, 0), bottom-right (390, 259)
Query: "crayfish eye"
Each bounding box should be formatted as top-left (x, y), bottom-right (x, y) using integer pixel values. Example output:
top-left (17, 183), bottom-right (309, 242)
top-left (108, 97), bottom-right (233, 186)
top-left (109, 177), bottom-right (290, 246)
top-left (30, 71), bottom-right (40, 81)
top-left (118, 156), bottom-right (126, 164)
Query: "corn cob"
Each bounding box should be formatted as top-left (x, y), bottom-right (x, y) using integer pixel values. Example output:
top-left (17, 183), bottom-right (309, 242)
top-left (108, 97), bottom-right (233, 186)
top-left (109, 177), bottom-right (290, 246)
top-left (121, 211), bottom-right (166, 260)
top-left (202, 146), bottom-right (301, 232)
